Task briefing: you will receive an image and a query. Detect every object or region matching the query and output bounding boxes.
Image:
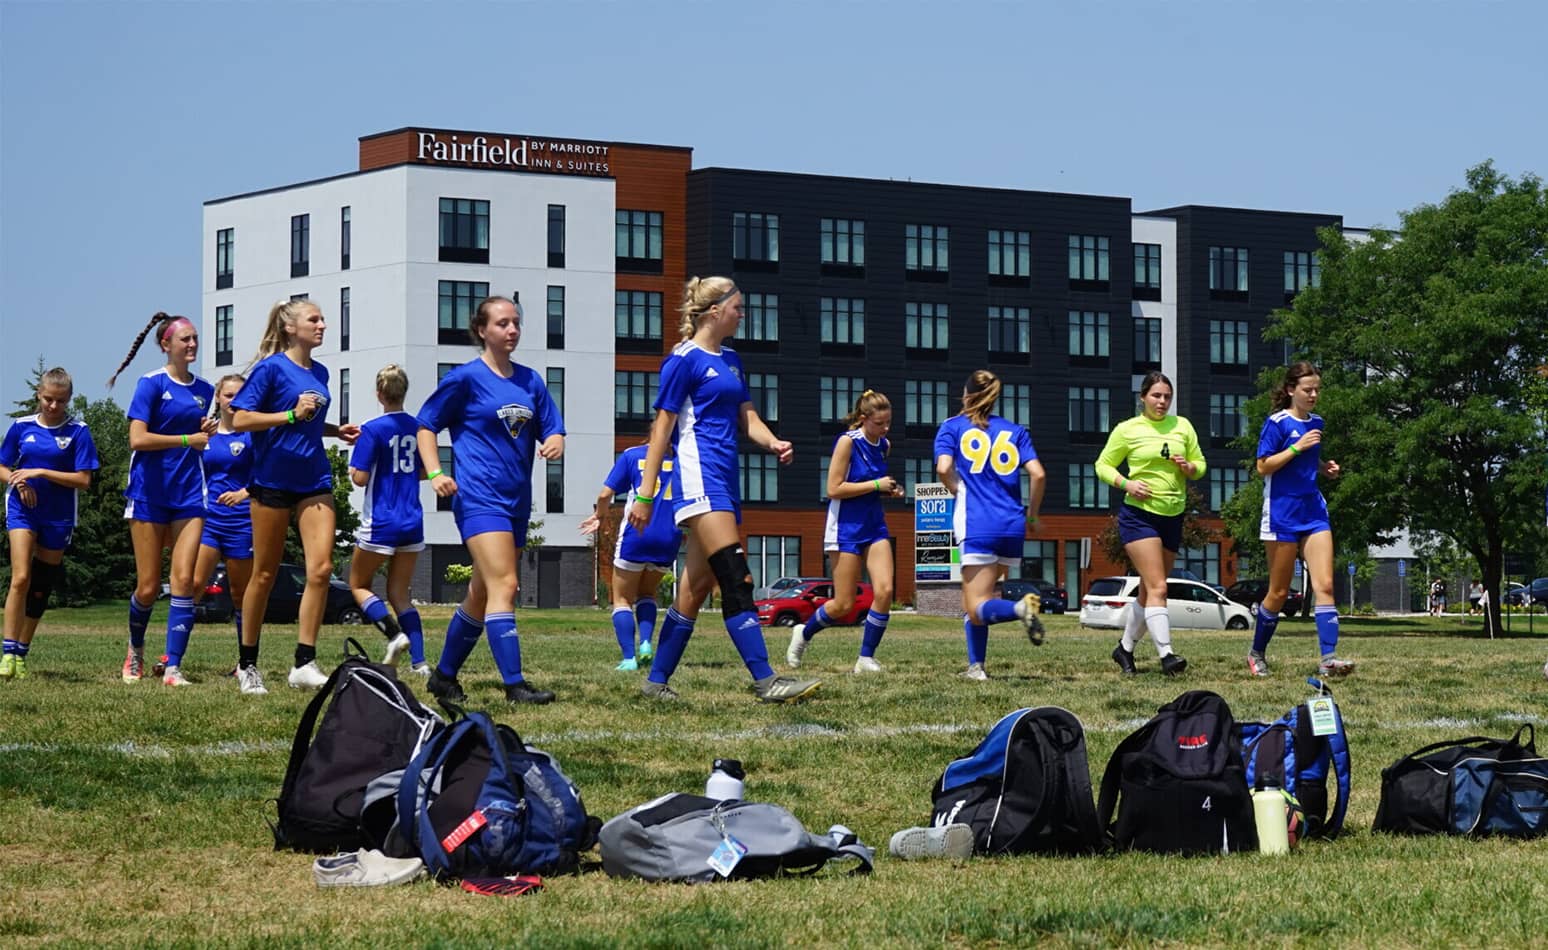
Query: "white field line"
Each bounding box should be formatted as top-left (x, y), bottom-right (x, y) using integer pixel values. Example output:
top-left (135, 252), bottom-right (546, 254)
top-left (0, 712), bottom-right (1541, 759)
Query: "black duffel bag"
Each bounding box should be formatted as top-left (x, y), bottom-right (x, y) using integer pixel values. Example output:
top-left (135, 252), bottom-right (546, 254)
top-left (1373, 724), bottom-right (1548, 838)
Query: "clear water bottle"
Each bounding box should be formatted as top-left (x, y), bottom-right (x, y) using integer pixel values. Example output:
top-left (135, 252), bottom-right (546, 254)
top-left (706, 758), bottom-right (746, 800)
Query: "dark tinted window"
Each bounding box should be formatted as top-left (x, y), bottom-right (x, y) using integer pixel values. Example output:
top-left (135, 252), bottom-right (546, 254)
top-left (1087, 578), bottom-right (1126, 597)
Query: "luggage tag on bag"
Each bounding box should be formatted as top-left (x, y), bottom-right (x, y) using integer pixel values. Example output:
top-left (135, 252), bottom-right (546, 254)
top-left (1306, 695), bottom-right (1338, 737)
top-left (707, 835), bottom-right (748, 877)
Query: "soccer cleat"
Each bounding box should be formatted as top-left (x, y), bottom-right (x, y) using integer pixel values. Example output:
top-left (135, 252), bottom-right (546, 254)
top-left (0, 653), bottom-right (14, 679)
top-left (786, 624), bottom-right (810, 668)
top-left (151, 654), bottom-right (169, 678)
top-left (382, 633), bottom-right (411, 667)
top-left (505, 681), bottom-right (556, 705)
top-left (313, 849), bottom-right (426, 888)
top-left (1160, 653), bottom-right (1188, 677)
top-left (641, 680), bottom-right (681, 702)
top-left (1111, 643), bottom-right (1138, 676)
top-left (408, 662), bottom-right (431, 680)
top-left (614, 658), bottom-right (639, 672)
top-left (1317, 655), bottom-right (1355, 678)
top-left (237, 665), bottom-right (268, 696)
top-left (1246, 652), bottom-right (1271, 678)
top-left (960, 663), bottom-right (989, 682)
top-left (889, 823), bottom-right (974, 861)
top-left (10, 655), bottom-right (27, 680)
top-left (426, 668), bottom-right (467, 704)
top-left (1015, 593), bottom-right (1046, 646)
top-left (853, 656), bottom-right (883, 674)
top-left (287, 660), bottom-right (328, 690)
top-left (162, 665), bottom-right (192, 687)
top-left (121, 648), bottom-right (145, 683)
top-left (752, 674), bottom-right (821, 704)
top-left (637, 640), bottom-right (653, 661)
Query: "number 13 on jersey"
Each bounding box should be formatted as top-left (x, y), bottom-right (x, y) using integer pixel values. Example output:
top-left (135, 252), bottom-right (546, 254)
top-left (959, 429), bottom-right (1020, 475)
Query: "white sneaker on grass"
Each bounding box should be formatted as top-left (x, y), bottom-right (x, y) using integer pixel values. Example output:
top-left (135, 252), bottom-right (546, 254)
top-left (786, 625), bottom-right (810, 668)
top-left (237, 665), bottom-right (268, 696)
top-left (889, 823), bottom-right (974, 860)
top-left (313, 849), bottom-right (426, 887)
top-left (382, 633), bottom-right (411, 666)
top-left (288, 660), bottom-right (328, 690)
top-left (409, 662), bottom-right (431, 680)
top-left (853, 656), bottom-right (883, 674)
top-left (960, 663), bottom-right (989, 682)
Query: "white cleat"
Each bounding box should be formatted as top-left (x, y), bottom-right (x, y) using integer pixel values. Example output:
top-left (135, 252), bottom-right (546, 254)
top-left (786, 624), bottom-right (810, 668)
top-left (853, 656), bottom-right (883, 674)
top-left (288, 660), bottom-right (329, 690)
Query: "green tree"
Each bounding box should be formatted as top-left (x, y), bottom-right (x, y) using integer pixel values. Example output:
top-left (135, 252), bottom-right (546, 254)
top-left (10, 357), bottom-right (47, 418)
top-left (1258, 162), bottom-right (1548, 633)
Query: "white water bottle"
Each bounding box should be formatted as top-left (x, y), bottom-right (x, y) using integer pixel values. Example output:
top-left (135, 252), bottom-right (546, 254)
top-left (1253, 786), bottom-right (1290, 855)
top-left (706, 758), bottom-right (745, 800)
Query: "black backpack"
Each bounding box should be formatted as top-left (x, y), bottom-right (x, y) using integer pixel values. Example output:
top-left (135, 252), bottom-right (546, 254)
top-left (929, 707), bottom-right (1102, 856)
top-left (271, 641), bottom-right (443, 853)
top-left (1097, 690), bottom-right (1256, 855)
top-left (1373, 724), bottom-right (1548, 838)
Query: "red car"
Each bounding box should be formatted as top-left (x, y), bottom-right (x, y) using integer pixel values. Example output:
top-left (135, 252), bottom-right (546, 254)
top-left (755, 581), bottom-right (874, 627)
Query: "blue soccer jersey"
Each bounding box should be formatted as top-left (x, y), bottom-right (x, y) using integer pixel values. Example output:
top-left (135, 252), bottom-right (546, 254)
top-left (1258, 409), bottom-right (1329, 539)
top-left (202, 430), bottom-right (253, 527)
top-left (653, 342), bottom-right (750, 506)
top-left (824, 429), bottom-right (891, 551)
top-left (933, 414), bottom-right (1038, 543)
top-left (1, 415), bottom-right (99, 528)
top-left (125, 368), bottom-right (215, 509)
top-left (604, 445), bottom-right (682, 565)
top-left (417, 359), bottom-right (564, 526)
top-left (350, 411), bottom-right (425, 547)
top-left (230, 354), bottom-right (333, 494)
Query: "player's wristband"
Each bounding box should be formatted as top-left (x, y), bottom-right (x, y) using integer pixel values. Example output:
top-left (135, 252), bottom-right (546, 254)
top-left (633, 494), bottom-right (655, 505)
top-left (1119, 478), bottom-right (1127, 491)
top-left (426, 469), bottom-right (444, 479)
top-left (1289, 445), bottom-right (1301, 456)
top-left (874, 479), bottom-right (882, 493)
top-left (286, 410), bottom-right (297, 424)
top-left (181, 434), bottom-right (190, 447)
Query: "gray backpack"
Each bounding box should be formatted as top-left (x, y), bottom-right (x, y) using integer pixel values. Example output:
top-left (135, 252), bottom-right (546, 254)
top-left (599, 794), bottom-right (874, 882)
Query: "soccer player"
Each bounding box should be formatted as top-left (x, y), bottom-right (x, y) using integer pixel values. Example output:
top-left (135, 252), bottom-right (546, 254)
top-left (0, 368), bottom-right (98, 680)
top-left (630, 276), bottom-right (819, 703)
top-left (107, 313), bottom-right (216, 688)
top-left (1249, 361), bottom-right (1352, 678)
top-left (1093, 370), bottom-right (1205, 677)
top-left (787, 389), bottom-right (900, 674)
top-left (934, 370), bottom-right (1046, 681)
top-left (193, 374), bottom-right (254, 685)
top-left (578, 442), bottom-right (682, 671)
top-left (417, 297), bottom-right (564, 705)
top-left (231, 299), bottom-right (360, 695)
top-left (347, 364), bottom-right (428, 676)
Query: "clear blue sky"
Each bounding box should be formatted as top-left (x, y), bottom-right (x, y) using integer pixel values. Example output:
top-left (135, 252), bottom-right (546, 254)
top-left (3, 0), bottom-right (1544, 405)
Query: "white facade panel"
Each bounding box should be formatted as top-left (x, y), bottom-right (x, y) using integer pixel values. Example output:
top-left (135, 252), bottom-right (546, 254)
top-left (1130, 215), bottom-right (1179, 398)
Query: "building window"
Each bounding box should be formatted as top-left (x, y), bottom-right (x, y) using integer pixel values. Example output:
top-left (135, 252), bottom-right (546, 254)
top-left (732, 212), bottom-right (780, 264)
top-left (438, 362), bottom-right (458, 382)
top-left (818, 454), bottom-right (832, 501)
top-left (215, 228), bottom-right (234, 289)
top-left (1210, 467), bottom-right (1248, 511)
top-left (338, 368), bottom-right (350, 425)
top-left (1284, 250), bottom-right (1320, 296)
top-left (905, 302), bottom-right (949, 351)
top-left (439, 198), bottom-right (489, 264)
top-left (1209, 393), bottom-right (1247, 439)
top-left (1067, 234), bottom-right (1109, 286)
top-left (615, 290), bottom-right (662, 344)
top-left (1065, 543), bottom-right (1082, 603)
top-left (747, 373), bottom-right (779, 422)
top-left (1001, 383), bottom-right (1032, 428)
top-left (905, 380), bottom-right (949, 428)
top-left (339, 287), bottom-right (350, 352)
top-left (1014, 540), bottom-right (1059, 583)
top-left (1179, 543), bottom-right (1221, 586)
top-left (546, 367), bottom-right (565, 417)
top-left (616, 210), bottom-right (663, 271)
top-left (820, 297), bottom-right (865, 347)
top-left (1209, 246), bottom-right (1250, 297)
top-left (740, 453), bottom-right (778, 502)
top-left (546, 366), bottom-right (566, 512)
top-left (439, 280), bottom-right (489, 345)
top-left (215, 305), bottom-right (233, 366)
top-left (1133, 316), bottom-right (1161, 368)
top-left (1133, 242), bottom-right (1161, 299)
top-left (742, 293), bottom-right (779, 342)
top-left (820, 376), bottom-right (865, 423)
top-left (290, 214), bottom-right (309, 278)
top-left (1067, 464), bottom-right (1104, 509)
top-left (548, 204), bottom-right (566, 268)
top-left (437, 447), bottom-right (455, 512)
top-left (988, 229), bottom-right (1031, 279)
top-left (904, 457), bottom-right (935, 498)
top-left (746, 535), bottom-right (800, 592)
top-left (615, 371), bottom-right (658, 420)
top-left (1209, 319), bottom-right (1250, 366)
top-left (1068, 386), bottom-right (1110, 436)
top-left (290, 293), bottom-right (309, 302)
top-left (1068, 310), bottom-right (1110, 358)
top-left (820, 218), bottom-right (865, 268)
top-left (905, 224), bottom-right (949, 274)
top-left (988, 306), bottom-right (1030, 355)
top-left (340, 206), bottom-right (351, 271)
top-left (546, 286), bottom-right (565, 349)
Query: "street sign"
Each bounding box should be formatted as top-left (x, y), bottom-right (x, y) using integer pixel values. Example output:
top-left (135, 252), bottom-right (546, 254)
top-left (913, 483), bottom-right (960, 583)
top-left (1398, 558), bottom-right (1406, 578)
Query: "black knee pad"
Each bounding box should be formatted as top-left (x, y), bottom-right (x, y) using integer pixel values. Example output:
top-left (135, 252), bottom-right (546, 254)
top-left (707, 544), bottom-right (757, 617)
top-left (24, 559), bottom-right (60, 619)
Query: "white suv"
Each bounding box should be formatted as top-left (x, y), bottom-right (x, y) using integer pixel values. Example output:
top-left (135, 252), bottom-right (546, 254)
top-left (1079, 576), bottom-right (1252, 631)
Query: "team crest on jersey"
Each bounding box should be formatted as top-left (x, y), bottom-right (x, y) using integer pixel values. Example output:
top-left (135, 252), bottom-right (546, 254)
top-left (729, 366), bottom-right (741, 382)
top-left (229, 442), bottom-right (245, 457)
top-left (302, 390), bottom-right (330, 413)
top-left (193, 395), bottom-right (208, 410)
top-left (497, 403), bottom-right (533, 438)
top-left (54, 435), bottom-right (73, 450)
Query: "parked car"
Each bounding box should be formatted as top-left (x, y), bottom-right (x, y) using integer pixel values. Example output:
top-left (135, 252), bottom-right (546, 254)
top-left (1504, 577), bottom-right (1548, 608)
top-left (1169, 568), bottom-right (1226, 594)
top-left (1502, 581), bottom-right (1530, 607)
top-left (1001, 578), bottom-right (1068, 614)
top-left (1079, 576), bottom-right (1252, 631)
top-left (1224, 578), bottom-right (1306, 616)
top-left (755, 581), bottom-right (874, 627)
top-left (753, 576), bottom-right (829, 601)
top-left (193, 563), bottom-right (363, 626)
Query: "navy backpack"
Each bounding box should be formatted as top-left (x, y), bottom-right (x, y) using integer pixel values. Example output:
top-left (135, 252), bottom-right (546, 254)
top-left (1238, 680), bottom-right (1352, 840)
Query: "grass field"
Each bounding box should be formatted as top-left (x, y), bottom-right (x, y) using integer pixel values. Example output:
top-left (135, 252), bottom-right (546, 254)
top-left (3, 603), bottom-right (1548, 948)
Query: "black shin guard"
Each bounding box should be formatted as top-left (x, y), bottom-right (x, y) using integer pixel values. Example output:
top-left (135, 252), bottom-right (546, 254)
top-left (24, 559), bottom-right (60, 620)
top-left (706, 544), bottom-right (757, 617)
top-left (375, 614), bottom-right (402, 638)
